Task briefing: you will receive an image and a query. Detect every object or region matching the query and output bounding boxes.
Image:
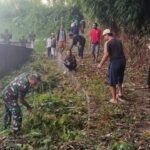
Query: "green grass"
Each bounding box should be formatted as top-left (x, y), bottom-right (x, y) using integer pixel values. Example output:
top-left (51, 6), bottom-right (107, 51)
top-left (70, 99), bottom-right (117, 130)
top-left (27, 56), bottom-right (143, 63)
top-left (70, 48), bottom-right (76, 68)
top-left (34, 39), bottom-right (46, 53)
top-left (0, 53), bottom-right (87, 149)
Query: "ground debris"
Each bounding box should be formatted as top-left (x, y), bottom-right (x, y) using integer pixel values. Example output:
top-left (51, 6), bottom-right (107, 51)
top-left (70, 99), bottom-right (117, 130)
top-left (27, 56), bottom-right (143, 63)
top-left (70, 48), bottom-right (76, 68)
top-left (58, 141), bottom-right (90, 150)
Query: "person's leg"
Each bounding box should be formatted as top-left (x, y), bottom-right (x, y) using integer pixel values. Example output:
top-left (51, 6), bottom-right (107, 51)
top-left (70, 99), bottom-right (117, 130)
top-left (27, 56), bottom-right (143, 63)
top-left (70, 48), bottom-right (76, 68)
top-left (56, 46), bottom-right (58, 57)
top-left (4, 104), bottom-right (11, 129)
top-left (51, 48), bottom-right (54, 58)
top-left (78, 47), bottom-right (83, 62)
top-left (91, 44), bottom-right (96, 61)
top-left (47, 48), bottom-right (49, 57)
top-left (48, 47), bottom-right (51, 57)
top-left (118, 83), bottom-right (124, 96)
top-left (118, 59), bottom-right (126, 96)
top-left (108, 62), bottom-right (118, 103)
top-left (78, 47), bottom-right (81, 60)
top-left (109, 86), bottom-right (117, 103)
top-left (53, 48), bottom-right (56, 58)
top-left (95, 44), bottom-right (100, 62)
top-left (11, 104), bottom-right (22, 133)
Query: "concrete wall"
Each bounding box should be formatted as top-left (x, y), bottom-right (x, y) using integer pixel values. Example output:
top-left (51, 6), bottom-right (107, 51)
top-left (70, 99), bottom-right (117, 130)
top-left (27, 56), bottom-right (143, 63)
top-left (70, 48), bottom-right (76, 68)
top-left (0, 44), bottom-right (33, 77)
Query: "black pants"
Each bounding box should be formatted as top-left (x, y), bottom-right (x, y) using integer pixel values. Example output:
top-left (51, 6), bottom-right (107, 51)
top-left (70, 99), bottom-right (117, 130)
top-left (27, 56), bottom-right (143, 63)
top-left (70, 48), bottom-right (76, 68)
top-left (65, 63), bottom-right (77, 71)
top-left (148, 67), bottom-right (150, 87)
top-left (78, 45), bottom-right (85, 59)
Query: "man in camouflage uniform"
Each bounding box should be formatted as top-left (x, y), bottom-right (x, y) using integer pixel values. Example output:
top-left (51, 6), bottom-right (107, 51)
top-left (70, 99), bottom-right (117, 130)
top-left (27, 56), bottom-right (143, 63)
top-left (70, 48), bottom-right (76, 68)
top-left (2, 73), bottom-right (41, 134)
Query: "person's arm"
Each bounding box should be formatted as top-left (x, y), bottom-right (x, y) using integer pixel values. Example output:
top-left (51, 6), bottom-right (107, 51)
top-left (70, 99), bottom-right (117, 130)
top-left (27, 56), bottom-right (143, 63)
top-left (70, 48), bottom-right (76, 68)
top-left (20, 98), bottom-right (32, 111)
top-left (18, 85), bottom-right (32, 112)
top-left (69, 43), bottom-right (74, 51)
top-left (97, 42), bottom-right (109, 69)
top-left (69, 37), bottom-right (76, 51)
top-left (18, 92), bottom-right (32, 112)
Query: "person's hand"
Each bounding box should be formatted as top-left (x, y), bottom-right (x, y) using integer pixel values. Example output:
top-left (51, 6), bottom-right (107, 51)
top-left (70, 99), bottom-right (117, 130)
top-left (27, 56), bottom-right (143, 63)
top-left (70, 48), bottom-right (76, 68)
top-left (97, 63), bottom-right (102, 69)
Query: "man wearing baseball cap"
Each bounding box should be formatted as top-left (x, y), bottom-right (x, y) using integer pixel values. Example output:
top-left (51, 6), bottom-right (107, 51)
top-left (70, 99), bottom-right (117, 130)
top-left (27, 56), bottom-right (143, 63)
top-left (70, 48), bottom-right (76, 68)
top-left (98, 29), bottom-right (126, 104)
top-left (2, 72), bottom-right (41, 134)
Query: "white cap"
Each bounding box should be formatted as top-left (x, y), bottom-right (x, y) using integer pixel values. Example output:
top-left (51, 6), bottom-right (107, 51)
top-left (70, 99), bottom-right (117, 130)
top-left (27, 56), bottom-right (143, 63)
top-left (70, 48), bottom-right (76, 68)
top-left (103, 29), bottom-right (111, 36)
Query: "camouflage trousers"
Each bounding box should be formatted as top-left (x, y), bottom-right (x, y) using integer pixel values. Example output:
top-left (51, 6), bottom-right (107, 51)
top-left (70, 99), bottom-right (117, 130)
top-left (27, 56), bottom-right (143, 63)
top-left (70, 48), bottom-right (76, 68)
top-left (4, 103), bottom-right (22, 132)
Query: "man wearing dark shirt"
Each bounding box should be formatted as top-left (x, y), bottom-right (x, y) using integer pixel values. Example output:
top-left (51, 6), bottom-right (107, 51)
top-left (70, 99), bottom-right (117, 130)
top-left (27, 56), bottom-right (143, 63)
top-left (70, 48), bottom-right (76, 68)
top-left (69, 33), bottom-right (86, 60)
top-left (64, 50), bottom-right (77, 71)
top-left (98, 29), bottom-right (126, 104)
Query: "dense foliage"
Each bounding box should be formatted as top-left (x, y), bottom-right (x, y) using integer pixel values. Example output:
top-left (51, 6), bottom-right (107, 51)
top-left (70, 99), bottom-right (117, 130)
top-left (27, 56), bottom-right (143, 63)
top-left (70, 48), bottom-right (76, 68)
top-left (71, 0), bottom-right (150, 34)
top-left (0, 0), bottom-right (82, 39)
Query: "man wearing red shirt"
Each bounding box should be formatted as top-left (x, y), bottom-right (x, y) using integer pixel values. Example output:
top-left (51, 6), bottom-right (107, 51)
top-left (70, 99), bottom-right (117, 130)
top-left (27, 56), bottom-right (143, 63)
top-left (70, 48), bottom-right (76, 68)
top-left (89, 23), bottom-right (102, 62)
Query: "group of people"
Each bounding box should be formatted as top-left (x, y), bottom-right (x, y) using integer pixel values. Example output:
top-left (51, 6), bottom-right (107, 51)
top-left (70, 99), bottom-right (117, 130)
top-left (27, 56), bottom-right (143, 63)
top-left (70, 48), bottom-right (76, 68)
top-left (64, 22), bottom-right (102, 71)
top-left (46, 21), bottom-right (127, 105)
top-left (66, 23), bottom-right (125, 105)
top-left (46, 26), bottom-right (66, 58)
top-left (1, 20), bottom-right (149, 136)
top-left (64, 22), bottom-right (103, 71)
top-left (64, 18), bottom-right (87, 71)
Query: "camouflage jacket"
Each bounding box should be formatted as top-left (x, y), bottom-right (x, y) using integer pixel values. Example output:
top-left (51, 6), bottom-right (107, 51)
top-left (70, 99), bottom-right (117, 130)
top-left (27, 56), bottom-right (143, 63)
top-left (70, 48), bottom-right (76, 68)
top-left (2, 73), bottom-right (30, 104)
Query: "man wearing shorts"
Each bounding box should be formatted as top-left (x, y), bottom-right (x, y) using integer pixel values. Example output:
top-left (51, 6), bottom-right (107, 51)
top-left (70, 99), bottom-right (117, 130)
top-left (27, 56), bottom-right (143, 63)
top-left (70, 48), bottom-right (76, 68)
top-left (98, 29), bottom-right (126, 104)
top-left (89, 23), bottom-right (102, 62)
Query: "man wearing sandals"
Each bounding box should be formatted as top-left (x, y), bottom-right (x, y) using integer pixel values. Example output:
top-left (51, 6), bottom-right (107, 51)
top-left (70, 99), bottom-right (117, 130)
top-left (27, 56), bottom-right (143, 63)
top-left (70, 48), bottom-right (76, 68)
top-left (97, 29), bottom-right (126, 104)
